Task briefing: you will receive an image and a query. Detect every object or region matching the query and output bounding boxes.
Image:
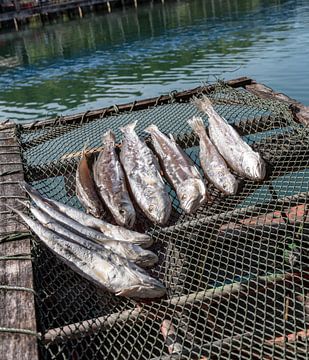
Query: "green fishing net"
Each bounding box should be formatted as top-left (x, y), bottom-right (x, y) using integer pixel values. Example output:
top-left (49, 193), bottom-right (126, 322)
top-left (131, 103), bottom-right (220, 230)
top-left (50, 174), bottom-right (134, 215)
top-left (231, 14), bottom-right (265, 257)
top-left (17, 82), bottom-right (309, 359)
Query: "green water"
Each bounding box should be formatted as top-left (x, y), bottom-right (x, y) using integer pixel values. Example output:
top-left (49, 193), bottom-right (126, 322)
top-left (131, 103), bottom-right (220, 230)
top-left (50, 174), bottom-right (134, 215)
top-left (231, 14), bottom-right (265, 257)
top-left (0, 0), bottom-right (308, 122)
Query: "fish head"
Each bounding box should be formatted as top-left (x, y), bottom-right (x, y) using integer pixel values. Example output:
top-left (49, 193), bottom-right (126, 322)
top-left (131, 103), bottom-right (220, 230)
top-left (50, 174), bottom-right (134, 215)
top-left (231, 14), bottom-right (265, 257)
top-left (144, 195), bottom-right (171, 225)
top-left (242, 153), bottom-right (266, 181)
top-left (115, 201), bottom-right (136, 228)
top-left (178, 179), bottom-right (207, 214)
top-left (220, 175), bottom-right (239, 195)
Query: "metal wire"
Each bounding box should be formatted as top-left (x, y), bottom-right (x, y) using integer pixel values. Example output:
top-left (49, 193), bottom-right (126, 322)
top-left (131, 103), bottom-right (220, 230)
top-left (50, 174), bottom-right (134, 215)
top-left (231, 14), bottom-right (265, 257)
top-left (18, 82), bottom-right (309, 359)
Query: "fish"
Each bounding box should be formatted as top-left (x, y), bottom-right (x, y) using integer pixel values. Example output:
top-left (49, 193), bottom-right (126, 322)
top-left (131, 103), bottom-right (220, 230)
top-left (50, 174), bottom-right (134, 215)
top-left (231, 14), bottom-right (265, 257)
top-left (23, 183), bottom-right (152, 249)
top-left (24, 201), bottom-right (158, 268)
top-left (93, 130), bottom-right (136, 228)
top-left (119, 121), bottom-right (172, 225)
top-left (76, 149), bottom-right (105, 217)
top-left (21, 181), bottom-right (153, 248)
top-left (194, 95), bottom-right (266, 181)
top-left (188, 116), bottom-right (238, 195)
top-left (8, 206), bottom-right (166, 298)
top-left (144, 124), bottom-right (207, 214)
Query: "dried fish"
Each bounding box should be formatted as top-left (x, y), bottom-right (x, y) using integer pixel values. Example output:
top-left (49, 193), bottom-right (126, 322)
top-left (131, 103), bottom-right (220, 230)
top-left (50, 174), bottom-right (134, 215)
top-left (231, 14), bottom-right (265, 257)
top-left (194, 96), bottom-right (266, 181)
top-left (22, 182), bottom-right (152, 248)
top-left (76, 150), bottom-right (104, 217)
top-left (93, 130), bottom-right (136, 228)
top-left (9, 206), bottom-right (166, 298)
top-left (145, 124), bottom-right (207, 214)
top-left (26, 202), bottom-right (157, 268)
top-left (119, 121), bottom-right (172, 224)
top-left (188, 116), bottom-right (238, 195)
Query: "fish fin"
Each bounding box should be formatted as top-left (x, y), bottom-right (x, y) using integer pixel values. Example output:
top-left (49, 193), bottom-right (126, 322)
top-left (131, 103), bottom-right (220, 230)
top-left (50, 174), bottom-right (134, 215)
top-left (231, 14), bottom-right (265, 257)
top-left (192, 95), bottom-right (214, 115)
top-left (120, 120), bottom-right (138, 134)
top-left (102, 130), bottom-right (115, 145)
top-left (144, 124), bottom-right (159, 134)
top-left (187, 116), bottom-right (206, 134)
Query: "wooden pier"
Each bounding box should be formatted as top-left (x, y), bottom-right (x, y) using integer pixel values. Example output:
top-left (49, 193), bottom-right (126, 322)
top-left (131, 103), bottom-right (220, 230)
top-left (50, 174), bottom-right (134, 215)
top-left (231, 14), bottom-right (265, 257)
top-left (0, 0), bottom-right (161, 31)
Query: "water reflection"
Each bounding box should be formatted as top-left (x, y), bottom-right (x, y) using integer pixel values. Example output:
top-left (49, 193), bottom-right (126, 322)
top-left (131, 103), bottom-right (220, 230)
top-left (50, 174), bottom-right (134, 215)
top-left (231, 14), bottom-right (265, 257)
top-left (0, 0), bottom-right (308, 121)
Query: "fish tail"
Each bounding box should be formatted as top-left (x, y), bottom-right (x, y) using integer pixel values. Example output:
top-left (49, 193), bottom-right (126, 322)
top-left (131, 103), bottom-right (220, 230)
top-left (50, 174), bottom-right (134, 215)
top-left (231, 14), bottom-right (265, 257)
top-left (187, 116), bottom-right (206, 136)
top-left (192, 95), bottom-right (215, 116)
top-left (144, 124), bottom-right (159, 134)
top-left (15, 198), bottom-right (30, 209)
top-left (120, 120), bottom-right (138, 134)
top-left (102, 130), bottom-right (115, 145)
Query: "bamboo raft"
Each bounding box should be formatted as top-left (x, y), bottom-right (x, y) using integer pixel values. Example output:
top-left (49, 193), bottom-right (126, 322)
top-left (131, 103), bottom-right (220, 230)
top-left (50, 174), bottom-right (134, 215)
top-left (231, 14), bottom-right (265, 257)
top-left (0, 77), bottom-right (309, 359)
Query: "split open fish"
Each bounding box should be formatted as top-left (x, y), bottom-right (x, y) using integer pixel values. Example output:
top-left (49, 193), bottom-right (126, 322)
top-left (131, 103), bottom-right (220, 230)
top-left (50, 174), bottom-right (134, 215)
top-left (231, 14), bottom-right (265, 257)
top-left (194, 95), bottom-right (266, 181)
top-left (119, 121), bottom-right (172, 225)
top-left (145, 124), bottom-right (207, 214)
top-left (188, 116), bottom-right (238, 195)
top-left (93, 130), bottom-right (136, 228)
top-left (76, 149), bottom-right (105, 217)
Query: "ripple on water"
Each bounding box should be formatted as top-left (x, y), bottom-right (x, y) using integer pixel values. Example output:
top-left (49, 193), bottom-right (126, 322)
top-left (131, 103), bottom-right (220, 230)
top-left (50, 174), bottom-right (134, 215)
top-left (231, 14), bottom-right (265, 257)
top-left (0, 0), bottom-right (308, 121)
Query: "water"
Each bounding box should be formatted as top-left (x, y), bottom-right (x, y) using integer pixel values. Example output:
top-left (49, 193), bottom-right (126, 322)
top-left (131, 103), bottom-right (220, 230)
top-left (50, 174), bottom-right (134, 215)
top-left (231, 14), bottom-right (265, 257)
top-left (0, 0), bottom-right (308, 122)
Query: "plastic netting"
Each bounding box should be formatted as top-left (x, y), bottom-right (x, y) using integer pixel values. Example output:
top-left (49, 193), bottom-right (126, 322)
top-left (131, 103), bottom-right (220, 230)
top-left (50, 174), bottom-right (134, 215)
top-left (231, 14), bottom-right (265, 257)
top-left (17, 83), bottom-right (309, 359)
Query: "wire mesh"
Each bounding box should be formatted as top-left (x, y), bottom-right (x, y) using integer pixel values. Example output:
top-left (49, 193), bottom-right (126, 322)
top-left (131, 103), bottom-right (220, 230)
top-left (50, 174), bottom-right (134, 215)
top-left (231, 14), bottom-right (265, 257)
top-left (18, 82), bottom-right (309, 359)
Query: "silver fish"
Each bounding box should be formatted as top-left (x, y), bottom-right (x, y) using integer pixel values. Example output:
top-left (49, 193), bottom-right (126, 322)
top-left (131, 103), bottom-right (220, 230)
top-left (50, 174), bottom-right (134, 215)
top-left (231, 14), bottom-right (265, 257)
top-left (188, 116), bottom-right (238, 195)
top-left (76, 150), bottom-right (104, 217)
top-left (24, 184), bottom-right (150, 249)
top-left (26, 202), bottom-right (158, 268)
top-left (194, 95), bottom-right (266, 181)
top-left (144, 124), bottom-right (207, 214)
top-left (119, 121), bottom-right (172, 225)
top-left (9, 206), bottom-right (166, 298)
top-left (93, 130), bottom-right (136, 228)
top-left (22, 182), bottom-right (153, 248)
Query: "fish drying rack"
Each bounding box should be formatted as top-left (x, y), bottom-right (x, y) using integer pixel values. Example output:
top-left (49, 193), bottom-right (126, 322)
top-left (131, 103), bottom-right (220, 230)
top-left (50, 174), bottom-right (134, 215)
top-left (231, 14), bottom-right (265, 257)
top-left (1, 77), bottom-right (309, 359)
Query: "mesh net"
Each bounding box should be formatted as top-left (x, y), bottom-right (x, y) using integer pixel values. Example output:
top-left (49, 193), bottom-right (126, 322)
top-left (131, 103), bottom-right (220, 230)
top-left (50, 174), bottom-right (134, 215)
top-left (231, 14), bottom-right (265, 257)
top-left (17, 82), bottom-right (309, 359)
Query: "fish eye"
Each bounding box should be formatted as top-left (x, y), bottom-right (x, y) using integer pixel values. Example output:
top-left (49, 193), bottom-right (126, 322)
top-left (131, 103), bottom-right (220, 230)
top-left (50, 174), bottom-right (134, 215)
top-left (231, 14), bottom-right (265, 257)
top-left (119, 209), bottom-right (125, 215)
top-left (181, 194), bottom-right (187, 200)
top-left (148, 205), bottom-right (154, 213)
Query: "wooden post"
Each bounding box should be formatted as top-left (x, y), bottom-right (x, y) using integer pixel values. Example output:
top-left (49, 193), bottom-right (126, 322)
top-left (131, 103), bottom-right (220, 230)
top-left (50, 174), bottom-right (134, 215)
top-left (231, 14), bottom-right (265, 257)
top-left (78, 6), bottom-right (83, 18)
top-left (13, 18), bottom-right (19, 31)
top-left (0, 122), bottom-right (38, 359)
top-left (107, 1), bottom-right (111, 12)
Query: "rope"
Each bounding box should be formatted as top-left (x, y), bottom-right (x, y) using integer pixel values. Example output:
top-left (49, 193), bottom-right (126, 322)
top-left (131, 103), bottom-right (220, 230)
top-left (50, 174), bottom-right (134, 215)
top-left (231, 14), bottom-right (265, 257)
top-left (0, 169), bottom-right (22, 177)
top-left (0, 232), bottom-right (32, 244)
top-left (0, 181), bottom-right (22, 185)
top-left (80, 111), bottom-right (90, 124)
top-left (129, 101), bottom-right (137, 112)
top-left (99, 109), bottom-right (108, 119)
top-left (0, 327), bottom-right (40, 338)
top-left (154, 95), bottom-right (163, 107)
top-left (0, 162), bottom-right (22, 166)
top-left (113, 104), bottom-right (120, 113)
top-left (0, 285), bottom-right (36, 295)
top-left (0, 253), bottom-right (32, 261)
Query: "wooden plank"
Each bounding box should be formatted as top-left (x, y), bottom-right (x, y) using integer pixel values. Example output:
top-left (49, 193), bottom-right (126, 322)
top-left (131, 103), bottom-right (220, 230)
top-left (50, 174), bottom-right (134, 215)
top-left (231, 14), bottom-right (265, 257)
top-left (0, 122), bottom-right (39, 360)
top-left (22, 77), bottom-right (253, 131)
top-left (245, 81), bottom-right (309, 126)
